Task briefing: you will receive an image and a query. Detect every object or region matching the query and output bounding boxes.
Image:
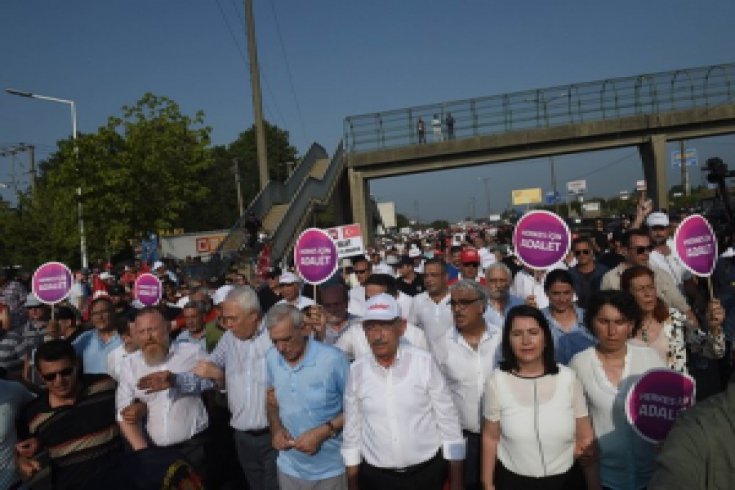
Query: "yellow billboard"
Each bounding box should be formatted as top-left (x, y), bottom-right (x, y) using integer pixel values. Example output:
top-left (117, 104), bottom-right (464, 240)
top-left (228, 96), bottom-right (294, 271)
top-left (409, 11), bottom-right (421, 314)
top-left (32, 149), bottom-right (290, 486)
top-left (511, 187), bottom-right (543, 206)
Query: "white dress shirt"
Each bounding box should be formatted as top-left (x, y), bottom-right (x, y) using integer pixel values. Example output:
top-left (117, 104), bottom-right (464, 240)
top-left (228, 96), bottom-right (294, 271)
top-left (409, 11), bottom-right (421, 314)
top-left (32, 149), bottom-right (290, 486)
top-left (342, 344), bottom-right (465, 469)
top-left (432, 326), bottom-right (502, 433)
top-left (106, 344), bottom-right (134, 382)
top-left (409, 292), bottom-right (453, 343)
top-left (335, 322), bottom-right (428, 361)
top-left (116, 342), bottom-right (208, 446)
top-left (348, 285), bottom-right (366, 317)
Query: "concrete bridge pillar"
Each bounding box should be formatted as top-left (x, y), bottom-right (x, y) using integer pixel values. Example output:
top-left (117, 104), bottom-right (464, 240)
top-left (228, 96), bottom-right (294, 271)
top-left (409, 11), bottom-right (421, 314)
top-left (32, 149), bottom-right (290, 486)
top-left (348, 168), bottom-right (371, 244)
top-left (638, 134), bottom-right (669, 211)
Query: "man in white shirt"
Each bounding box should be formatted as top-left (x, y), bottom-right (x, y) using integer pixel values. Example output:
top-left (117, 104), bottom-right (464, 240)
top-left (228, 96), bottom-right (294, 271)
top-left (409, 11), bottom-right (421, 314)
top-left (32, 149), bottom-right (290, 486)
top-left (277, 272), bottom-right (315, 310)
top-left (171, 286), bottom-right (278, 490)
top-left (341, 293), bottom-right (465, 490)
top-left (348, 255), bottom-right (372, 317)
top-left (116, 307), bottom-right (209, 480)
top-left (433, 279), bottom-right (502, 490)
top-left (410, 258), bottom-right (453, 344)
top-left (483, 262), bottom-right (523, 331)
top-left (647, 211), bottom-right (691, 290)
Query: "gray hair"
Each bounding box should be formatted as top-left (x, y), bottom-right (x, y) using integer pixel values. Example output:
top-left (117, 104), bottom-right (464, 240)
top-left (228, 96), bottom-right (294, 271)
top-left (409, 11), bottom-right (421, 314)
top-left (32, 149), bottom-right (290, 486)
top-left (225, 286), bottom-right (262, 314)
top-left (264, 304), bottom-right (303, 330)
top-left (484, 262), bottom-right (512, 280)
top-left (450, 279), bottom-right (488, 304)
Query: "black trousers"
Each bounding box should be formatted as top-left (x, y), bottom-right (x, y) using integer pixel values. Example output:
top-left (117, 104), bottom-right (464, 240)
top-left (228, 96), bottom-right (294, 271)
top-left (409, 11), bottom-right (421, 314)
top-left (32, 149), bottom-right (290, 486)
top-left (360, 451), bottom-right (447, 490)
top-left (464, 431), bottom-right (482, 490)
top-left (495, 459), bottom-right (585, 490)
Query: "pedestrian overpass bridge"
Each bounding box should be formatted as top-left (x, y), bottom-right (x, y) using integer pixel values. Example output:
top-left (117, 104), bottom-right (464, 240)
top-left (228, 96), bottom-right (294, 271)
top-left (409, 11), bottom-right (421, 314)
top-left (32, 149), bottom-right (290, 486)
top-left (213, 62), bottom-right (735, 270)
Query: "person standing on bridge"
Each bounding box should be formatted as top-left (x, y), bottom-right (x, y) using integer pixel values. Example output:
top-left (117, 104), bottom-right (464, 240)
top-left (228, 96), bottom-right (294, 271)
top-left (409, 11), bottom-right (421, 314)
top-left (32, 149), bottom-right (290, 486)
top-left (432, 114), bottom-right (442, 142)
top-left (446, 112), bottom-right (455, 140)
top-left (417, 117), bottom-right (426, 143)
top-left (244, 212), bottom-right (262, 250)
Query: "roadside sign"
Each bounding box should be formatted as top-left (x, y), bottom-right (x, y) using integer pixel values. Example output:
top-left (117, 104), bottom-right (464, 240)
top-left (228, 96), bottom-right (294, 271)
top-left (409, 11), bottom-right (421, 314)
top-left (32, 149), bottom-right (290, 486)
top-left (545, 191), bottom-right (561, 205)
top-left (511, 187), bottom-right (542, 206)
top-left (636, 180), bottom-right (647, 191)
top-left (671, 148), bottom-right (698, 168)
top-left (326, 223), bottom-right (365, 258)
top-left (566, 180), bottom-right (587, 195)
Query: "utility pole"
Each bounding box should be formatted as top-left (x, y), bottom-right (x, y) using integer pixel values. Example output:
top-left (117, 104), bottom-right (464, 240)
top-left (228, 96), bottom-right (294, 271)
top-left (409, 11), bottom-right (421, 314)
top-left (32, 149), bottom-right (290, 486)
top-left (233, 158), bottom-right (244, 216)
top-left (680, 140), bottom-right (689, 196)
top-left (244, 0), bottom-right (269, 191)
top-left (28, 144), bottom-right (36, 192)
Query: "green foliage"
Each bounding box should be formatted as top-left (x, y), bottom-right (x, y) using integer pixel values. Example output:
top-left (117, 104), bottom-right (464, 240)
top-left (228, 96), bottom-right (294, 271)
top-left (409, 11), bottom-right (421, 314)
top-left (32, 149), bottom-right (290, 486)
top-left (10, 93), bottom-right (214, 268)
top-left (396, 213), bottom-right (410, 228)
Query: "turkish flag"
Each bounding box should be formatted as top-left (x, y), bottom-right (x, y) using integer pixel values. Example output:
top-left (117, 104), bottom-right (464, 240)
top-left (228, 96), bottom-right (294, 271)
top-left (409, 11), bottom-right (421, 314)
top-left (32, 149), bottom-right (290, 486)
top-left (343, 224), bottom-right (361, 239)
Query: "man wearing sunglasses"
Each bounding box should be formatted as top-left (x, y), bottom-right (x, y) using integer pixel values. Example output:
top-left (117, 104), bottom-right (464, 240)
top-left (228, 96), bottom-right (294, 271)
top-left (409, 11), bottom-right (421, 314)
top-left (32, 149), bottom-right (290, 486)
top-left (347, 255), bottom-right (372, 317)
top-left (568, 237), bottom-right (608, 310)
top-left (601, 229), bottom-right (697, 325)
top-left (17, 340), bottom-right (122, 489)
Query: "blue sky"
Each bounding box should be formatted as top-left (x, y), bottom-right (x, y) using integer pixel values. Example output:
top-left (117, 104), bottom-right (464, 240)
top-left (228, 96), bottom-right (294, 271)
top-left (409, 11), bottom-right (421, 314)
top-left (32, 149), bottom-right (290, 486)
top-left (2, 0), bottom-right (734, 222)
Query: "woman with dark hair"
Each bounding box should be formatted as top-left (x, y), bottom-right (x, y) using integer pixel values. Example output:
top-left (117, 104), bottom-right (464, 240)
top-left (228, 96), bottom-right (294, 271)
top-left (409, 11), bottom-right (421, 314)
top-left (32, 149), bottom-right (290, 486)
top-left (621, 265), bottom-right (725, 373)
top-left (542, 269), bottom-right (596, 364)
top-left (481, 305), bottom-right (598, 490)
top-left (570, 290), bottom-right (665, 490)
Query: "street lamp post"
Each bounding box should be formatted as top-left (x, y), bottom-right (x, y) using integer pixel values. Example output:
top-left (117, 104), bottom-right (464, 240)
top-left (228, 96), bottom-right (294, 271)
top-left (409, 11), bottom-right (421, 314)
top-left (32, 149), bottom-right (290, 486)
top-left (6, 88), bottom-right (88, 269)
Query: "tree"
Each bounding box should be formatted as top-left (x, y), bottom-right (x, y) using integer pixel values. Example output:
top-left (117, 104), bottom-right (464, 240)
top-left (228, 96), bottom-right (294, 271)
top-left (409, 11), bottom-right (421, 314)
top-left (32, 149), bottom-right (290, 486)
top-left (18, 93), bottom-right (213, 267)
top-left (181, 121), bottom-right (298, 231)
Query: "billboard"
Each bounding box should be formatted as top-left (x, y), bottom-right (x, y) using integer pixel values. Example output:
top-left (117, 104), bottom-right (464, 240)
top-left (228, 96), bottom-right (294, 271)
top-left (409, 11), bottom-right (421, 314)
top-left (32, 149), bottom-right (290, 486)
top-left (511, 188), bottom-right (543, 206)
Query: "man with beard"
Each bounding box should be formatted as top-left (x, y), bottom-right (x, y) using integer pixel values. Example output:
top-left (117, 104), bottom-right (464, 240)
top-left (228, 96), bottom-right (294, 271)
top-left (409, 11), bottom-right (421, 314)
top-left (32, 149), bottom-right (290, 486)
top-left (313, 283), bottom-right (359, 346)
top-left (647, 212), bottom-right (691, 291)
top-left (433, 280), bottom-right (501, 490)
top-left (410, 258), bottom-right (453, 344)
top-left (116, 307), bottom-right (209, 480)
top-left (483, 263), bottom-right (523, 331)
top-left (265, 304), bottom-right (350, 489)
top-left (72, 297), bottom-right (122, 375)
top-left (341, 294), bottom-right (465, 490)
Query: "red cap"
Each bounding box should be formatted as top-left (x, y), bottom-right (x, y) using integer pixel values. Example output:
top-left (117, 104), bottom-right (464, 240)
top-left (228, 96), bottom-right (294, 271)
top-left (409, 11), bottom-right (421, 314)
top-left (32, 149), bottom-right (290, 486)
top-left (460, 248), bottom-right (480, 263)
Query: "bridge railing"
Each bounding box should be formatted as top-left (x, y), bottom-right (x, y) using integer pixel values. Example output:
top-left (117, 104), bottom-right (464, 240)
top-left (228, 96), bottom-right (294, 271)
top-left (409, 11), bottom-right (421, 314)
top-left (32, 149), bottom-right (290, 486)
top-left (344, 63), bottom-right (735, 153)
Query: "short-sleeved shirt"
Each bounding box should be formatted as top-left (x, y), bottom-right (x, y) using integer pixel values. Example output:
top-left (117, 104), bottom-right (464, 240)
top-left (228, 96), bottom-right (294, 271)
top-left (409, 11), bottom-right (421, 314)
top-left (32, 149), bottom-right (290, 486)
top-left (0, 329), bottom-right (25, 374)
top-left (266, 339), bottom-right (349, 481)
top-left (72, 329), bottom-right (122, 374)
top-left (22, 375), bottom-right (123, 490)
top-left (0, 380), bottom-right (35, 489)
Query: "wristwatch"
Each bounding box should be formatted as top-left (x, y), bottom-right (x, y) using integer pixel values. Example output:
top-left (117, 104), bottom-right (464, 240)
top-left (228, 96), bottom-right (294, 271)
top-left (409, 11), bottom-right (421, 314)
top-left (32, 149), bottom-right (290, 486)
top-left (325, 420), bottom-right (339, 438)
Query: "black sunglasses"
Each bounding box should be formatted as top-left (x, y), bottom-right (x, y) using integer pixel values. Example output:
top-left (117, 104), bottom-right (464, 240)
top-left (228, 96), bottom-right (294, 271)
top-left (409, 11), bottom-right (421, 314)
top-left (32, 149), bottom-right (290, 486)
top-left (354, 269), bottom-right (369, 274)
top-left (462, 262), bottom-right (480, 267)
top-left (41, 366), bottom-right (75, 382)
top-left (574, 249), bottom-right (592, 256)
top-left (449, 298), bottom-right (481, 307)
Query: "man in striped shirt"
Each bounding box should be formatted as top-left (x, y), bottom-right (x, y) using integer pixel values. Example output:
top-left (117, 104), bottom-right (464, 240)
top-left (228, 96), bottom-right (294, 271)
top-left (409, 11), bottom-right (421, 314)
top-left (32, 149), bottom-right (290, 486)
top-left (17, 340), bottom-right (123, 490)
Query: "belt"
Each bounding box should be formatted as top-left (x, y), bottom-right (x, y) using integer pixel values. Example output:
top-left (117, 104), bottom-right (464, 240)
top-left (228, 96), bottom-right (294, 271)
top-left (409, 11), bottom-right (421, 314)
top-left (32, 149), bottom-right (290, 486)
top-left (371, 450), bottom-right (441, 474)
top-left (240, 427), bottom-right (270, 437)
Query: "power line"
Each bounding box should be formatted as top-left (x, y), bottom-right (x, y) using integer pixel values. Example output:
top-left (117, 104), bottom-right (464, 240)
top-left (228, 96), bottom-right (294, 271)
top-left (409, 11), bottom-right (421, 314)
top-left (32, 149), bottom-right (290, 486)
top-left (211, 0), bottom-right (288, 129)
top-left (268, 0), bottom-right (308, 143)
top-left (567, 150), bottom-right (639, 181)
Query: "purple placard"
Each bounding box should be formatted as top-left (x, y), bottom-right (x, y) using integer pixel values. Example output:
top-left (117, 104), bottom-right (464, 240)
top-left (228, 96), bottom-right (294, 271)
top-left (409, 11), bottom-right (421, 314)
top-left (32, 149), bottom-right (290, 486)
top-left (512, 210), bottom-right (571, 269)
top-left (134, 273), bottom-right (162, 306)
top-left (673, 214), bottom-right (717, 277)
top-left (32, 262), bottom-right (73, 305)
top-left (625, 368), bottom-right (695, 444)
top-left (294, 228), bottom-right (339, 285)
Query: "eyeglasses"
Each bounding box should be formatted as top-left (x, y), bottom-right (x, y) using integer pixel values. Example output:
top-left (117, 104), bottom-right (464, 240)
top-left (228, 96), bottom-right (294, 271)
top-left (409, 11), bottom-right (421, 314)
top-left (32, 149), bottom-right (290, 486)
top-left (632, 245), bottom-right (654, 255)
top-left (449, 298), bottom-right (481, 308)
top-left (40, 366), bottom-right (75, 382)
top-left (354, 269), bottom-right (369, 274)
top-left (462, 262), bottom-right (480, 268)
top-left (574, 249), bottom-right (592, 256)
top-left (90, 309), bottom-right (112, 317)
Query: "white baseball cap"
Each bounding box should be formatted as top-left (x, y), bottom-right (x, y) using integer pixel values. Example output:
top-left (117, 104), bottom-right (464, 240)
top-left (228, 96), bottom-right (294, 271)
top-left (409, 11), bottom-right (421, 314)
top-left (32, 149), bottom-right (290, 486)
top-left (362, 293), bottom-right (400, 322)
top-left (212, 285), bottom-right (234, 305)
top-left (646, 212), bottom-right (670, 228)
top-left (279, 271), bottom-right (300, 284)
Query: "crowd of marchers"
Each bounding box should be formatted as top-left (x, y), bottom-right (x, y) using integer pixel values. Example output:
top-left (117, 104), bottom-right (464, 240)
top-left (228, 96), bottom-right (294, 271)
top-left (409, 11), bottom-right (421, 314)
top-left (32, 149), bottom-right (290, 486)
top-left (2, 199), bottom-right (735, 490)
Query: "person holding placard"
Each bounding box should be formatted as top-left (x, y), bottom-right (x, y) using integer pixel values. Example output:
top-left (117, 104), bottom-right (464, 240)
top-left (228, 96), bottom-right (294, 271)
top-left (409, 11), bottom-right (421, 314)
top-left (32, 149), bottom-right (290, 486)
top-left (621, 266), bottom-right (725, 374)
top-left (569, 290), bottom-right (665, 490)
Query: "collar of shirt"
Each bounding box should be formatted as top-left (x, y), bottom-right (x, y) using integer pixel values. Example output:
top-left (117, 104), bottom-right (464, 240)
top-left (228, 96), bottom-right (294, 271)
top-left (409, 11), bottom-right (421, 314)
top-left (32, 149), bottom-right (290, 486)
top-left (368, 343), bottom-right (403, 372)
top-left (448, 325), bottom-right (496, 350)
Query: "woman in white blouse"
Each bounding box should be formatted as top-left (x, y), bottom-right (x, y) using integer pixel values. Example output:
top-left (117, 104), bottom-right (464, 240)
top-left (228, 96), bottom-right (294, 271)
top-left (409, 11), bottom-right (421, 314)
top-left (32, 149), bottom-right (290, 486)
top-left (570, 290), bottom-right (665, 490)
top-left (620, 265), bottom-right (725, 373)
top-left (481, 305), bottom-right (599, 490)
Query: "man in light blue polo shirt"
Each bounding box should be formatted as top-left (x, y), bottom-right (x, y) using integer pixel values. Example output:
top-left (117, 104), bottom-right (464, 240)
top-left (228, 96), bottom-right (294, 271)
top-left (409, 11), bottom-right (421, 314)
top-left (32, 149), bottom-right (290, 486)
top-left (73, 297), bottom-right (122, 373)
top-left (265, 304), bottom-right (349, 490)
